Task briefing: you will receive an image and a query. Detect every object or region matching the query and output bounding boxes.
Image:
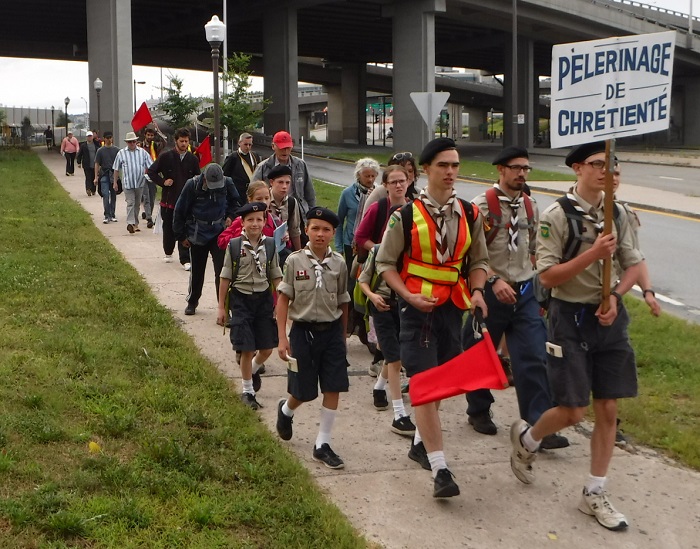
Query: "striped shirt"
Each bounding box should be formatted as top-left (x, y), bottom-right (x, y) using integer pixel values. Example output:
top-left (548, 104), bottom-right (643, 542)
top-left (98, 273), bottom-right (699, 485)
top-left (113, 146), bottom-right (153, 190)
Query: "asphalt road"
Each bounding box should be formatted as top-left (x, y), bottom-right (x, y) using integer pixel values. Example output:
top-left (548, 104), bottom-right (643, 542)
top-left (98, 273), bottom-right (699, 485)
top-left (304, 155), bottom-right (700, 323)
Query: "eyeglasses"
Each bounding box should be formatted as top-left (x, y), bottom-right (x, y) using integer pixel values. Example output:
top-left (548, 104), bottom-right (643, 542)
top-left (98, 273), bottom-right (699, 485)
top-left (582, 160), bottom-right (607, 170)
top-left (391, 152), bottom-right (413, 162)
top-left (386, 179), bottom-right (407, 186)
top-left (504, 165), bottom-right (532, 173)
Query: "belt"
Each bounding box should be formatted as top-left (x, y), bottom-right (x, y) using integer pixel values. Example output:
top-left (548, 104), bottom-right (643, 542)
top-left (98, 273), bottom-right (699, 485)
top-left (489, 279), bottom-right (532, 293)
top-left (294, 320), bottom-right (338, 332)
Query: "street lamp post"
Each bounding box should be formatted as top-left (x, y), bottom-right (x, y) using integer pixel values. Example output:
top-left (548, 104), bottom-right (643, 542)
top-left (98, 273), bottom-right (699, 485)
top-left (133, 80), bottom-right (146, 113)
top-left (490, 108), bottom-right (495, 142)
top-left (64, 97), bottom-right (70, 138)
top-left (51, 105), bottom-right (55, 131)
top-left (81, 97), bottom-right (88, 131)
top-left (205, 15), bottom-right (226, 164)
top-left (94, 78), bottom-right (102, 136)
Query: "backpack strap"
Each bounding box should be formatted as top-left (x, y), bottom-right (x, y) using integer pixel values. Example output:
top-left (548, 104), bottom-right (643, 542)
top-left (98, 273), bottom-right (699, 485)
top-left (263, 237), bottom-right (276, 285)
top-left (484, 187), bottom-right (535, 245)
top-left (227, 236), bottom-right (243, 281)
top-left (372, 198), bottom-right (389, 244)
top-left (556, 196), bottom-right (623, 263)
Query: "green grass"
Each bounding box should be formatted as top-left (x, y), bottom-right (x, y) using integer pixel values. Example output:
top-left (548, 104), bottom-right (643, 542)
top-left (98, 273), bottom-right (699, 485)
top-left (0, 150), bottom-right (367, 547)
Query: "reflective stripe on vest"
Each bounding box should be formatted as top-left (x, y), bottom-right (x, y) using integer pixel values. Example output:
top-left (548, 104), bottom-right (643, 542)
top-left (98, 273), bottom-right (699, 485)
top-left (400, 200), bottom-right (472, 308)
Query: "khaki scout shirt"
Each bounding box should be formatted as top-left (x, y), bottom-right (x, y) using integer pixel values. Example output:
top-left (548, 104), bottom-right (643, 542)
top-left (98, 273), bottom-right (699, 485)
top-left (358, 251), bottom-right (392, 300)
top-left (221, 237), bottom-right (283, 295)
top-left (277, 249), bottom-right (351, 322)
top-left (536, 186), bottom-right (643, 304)
top-left (270, 195), bottom-right (302, 238)
top-left (376, 190), bottom-right (489, 278)
top-left (474, 188), bottom-right (538, 283)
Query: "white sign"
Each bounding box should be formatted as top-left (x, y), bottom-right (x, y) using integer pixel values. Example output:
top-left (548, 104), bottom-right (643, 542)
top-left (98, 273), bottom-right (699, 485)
top-left (550, 31), bottom-right (675, 148)
top-left (517, 114), bottom-right (525, 125)
top-left (410, 92), bottom-right (450, 127)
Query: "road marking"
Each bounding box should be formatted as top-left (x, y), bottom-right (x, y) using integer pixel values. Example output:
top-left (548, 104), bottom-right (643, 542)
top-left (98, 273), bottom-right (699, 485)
top-left (659, 176), bottom-right (683, 181)
top-left (632, 285), bottom-right (684, 306)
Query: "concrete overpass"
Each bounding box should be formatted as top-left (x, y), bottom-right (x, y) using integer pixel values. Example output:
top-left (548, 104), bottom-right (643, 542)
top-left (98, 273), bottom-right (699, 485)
top-left (5, 0), bottom-right (700, 151)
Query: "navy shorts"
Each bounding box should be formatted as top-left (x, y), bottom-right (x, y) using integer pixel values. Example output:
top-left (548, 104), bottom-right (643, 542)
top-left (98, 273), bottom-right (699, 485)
top-left (287, 319), bottom-right (349, 402)
top-left (370, 300), bottom-right (401, 364)
top-left (398, 299), bottom-right (464, 378)
top-left (229, 289), bottom-right (278, 352)
top-left (546, 298), bottom-right (637, 408)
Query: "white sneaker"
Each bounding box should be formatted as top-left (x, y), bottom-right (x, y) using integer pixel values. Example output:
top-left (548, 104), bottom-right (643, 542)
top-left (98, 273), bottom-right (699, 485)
top-left (368, 360), bottom-right (382, 377)
top-left (111, 217), bottom-right (118, 223)
top-left (163, 255), bottom-right (173, 263)
top-left (510, 419), bottom-right (537, 484)
top-left (103, 217), bottom-right (110, 224)
top-left (579, 489), bottom-right (629, 531)
top-left (183, 262), bottom-right (191, 271)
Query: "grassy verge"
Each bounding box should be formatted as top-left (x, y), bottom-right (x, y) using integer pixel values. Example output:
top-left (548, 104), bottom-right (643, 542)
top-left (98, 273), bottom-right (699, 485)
top-left (0, 150), bottom-right (367, 547)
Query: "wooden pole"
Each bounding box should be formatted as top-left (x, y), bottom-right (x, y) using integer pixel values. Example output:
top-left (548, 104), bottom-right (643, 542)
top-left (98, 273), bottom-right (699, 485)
top-left (601, 138), bottom-right (616, 313)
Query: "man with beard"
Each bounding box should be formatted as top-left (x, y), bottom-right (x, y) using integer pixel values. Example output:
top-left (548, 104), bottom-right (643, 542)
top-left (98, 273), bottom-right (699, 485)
top-left (462, 147), bottom-right (569, 451)
top-left (222, 132), bottom-right (261, 203)
top-left (140, 126), bottom-right (165, 228)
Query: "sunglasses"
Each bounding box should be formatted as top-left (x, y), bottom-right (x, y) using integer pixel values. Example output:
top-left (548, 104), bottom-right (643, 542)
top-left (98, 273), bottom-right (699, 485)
top-left (391, 152), bottom-right (413, 162)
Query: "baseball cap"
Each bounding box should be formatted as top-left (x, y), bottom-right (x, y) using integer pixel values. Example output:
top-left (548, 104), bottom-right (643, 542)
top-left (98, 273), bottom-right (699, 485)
top-left (203, 163), bottom-right (225, 189)
top-left (86, 131), bottom-right (94, 137)
top-left (272, 131), bottom-right (294, 148)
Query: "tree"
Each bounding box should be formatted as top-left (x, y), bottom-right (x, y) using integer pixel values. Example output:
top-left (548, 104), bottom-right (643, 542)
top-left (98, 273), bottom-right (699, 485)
top-left (21, 116), bottom-right (32, 145)
top-left (159, 75), bottom-right (201, 130)
top-left (55, 112), bottom-right (71, 128)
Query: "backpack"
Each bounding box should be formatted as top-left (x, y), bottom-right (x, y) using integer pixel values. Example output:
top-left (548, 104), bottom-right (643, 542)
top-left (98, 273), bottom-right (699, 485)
top-left (535, 196), bottom-right (624, 309)
top-left (226, 236), bottom-right (277, 295)
top-left (483, 187), bottom-right (536, 245)
top-left (356, 197), bottom-right (390, 264)
top-left (353, 244), bottom-right (385, 315)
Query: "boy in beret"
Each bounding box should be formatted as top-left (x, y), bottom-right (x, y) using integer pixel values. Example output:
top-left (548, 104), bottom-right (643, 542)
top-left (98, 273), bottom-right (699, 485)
top-left (509, 141), bottom-right (642, 531)
top-left (217, 202), bottom-right (282, 410)
top-left (275, 207), bottom-right (351, 469)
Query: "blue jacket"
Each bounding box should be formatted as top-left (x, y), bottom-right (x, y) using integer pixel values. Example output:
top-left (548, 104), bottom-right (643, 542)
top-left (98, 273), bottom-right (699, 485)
top-left (173, 175), bottom-right (242, 245)
top-left (336, 181), bottom-right (370, 250)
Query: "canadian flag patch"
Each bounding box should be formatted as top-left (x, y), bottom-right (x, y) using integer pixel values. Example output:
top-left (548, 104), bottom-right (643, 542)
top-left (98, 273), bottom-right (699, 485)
top-left (295, 270), bottom-right (310, 281)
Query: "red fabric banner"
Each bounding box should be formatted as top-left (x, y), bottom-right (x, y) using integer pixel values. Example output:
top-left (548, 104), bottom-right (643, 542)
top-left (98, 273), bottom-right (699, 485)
top-left (195, 135), bottom-right (212, 168)
top-left (131, 102), bottom-right (153, 132)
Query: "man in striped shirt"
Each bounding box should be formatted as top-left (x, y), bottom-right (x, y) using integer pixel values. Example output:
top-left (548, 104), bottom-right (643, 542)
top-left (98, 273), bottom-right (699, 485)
top-left (113, 131), bottom-right (153, 234)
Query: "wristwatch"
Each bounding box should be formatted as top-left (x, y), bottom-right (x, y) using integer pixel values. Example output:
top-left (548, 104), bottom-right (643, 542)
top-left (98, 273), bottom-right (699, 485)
top-left (487, 275), bottom-right (501, 284)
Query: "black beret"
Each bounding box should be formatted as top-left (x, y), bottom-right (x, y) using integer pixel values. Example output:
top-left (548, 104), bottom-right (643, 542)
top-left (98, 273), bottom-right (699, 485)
top-left (564, 141), bottom-right (607, 167)
top-left (492, 146), bottom-right (529, 165)
top-left (267, 164), bottom-right (293, 180)
top-left (306, 206), bottom-right (340, 228)
top-left (418, 137), bottom-right (456, 165)
top-left (238, 201), bottom-right (268, 219)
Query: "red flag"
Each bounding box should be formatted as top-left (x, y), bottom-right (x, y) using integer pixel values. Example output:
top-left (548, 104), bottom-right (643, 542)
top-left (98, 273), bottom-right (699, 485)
top-left (131, 102), bottom-right (153, 132)
top-left (408, 327), bottom-right (508, 407)
top-left (195, 135), bottom-right (212, 168)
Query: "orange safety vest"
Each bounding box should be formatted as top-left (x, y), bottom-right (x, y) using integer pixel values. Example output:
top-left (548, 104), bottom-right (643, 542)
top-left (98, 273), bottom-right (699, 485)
top-left (400, 200), bottom-right (473, 309)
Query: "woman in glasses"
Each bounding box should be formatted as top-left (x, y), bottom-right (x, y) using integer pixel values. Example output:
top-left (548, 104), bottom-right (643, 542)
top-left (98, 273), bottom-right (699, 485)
top-left (363, 151), bottom-right (420, 216)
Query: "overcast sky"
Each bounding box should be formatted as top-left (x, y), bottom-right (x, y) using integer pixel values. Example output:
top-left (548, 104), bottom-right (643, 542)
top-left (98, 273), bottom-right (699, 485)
top-left (1, 0), bottom-right (695, 113)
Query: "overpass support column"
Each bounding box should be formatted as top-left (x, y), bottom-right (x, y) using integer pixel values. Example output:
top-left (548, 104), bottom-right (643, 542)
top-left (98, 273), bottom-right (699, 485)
top-left (86, 0), bottom-right (133, 143)
top-left (463, 108), bottom-right (487, 142)
top-left (327, 86), bottom-right (343, 143)
top-left (504, 36), bottom-right (535, 148)
top-left (448, 103), bottom-right (463, 141)
top-left (385, 0), bottom-right (446, 153)
top-left (262, 7), bottom-right (299, 140)
top-left (326, 64), bottom-right (367, 144)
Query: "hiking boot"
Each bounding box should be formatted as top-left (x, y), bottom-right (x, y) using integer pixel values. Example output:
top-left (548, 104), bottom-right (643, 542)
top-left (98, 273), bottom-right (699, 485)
top-left (146, 218), bottom-right (154, 229)
top-left (252, 372), bottom-right (262, 393)
top-left (540, 432), bottom-right (570, 450)
top-left (312, 443), bottom-right (345, 469)
top-left (391, 416), bottom-right (416, 437)
top-left (408, 441), bottom-right (431, 471)
top-left (276, 399), bottom-right (293, 441)
top-left (468, 411), bottom-right (497, 435)
top-left (368, 360), bottom-right (382, 377)
top-left (579, 489), bottom-right (629, 531)
top-left (373, 389), bottom-right (389, 411)
top-left (240, 393), bottom-right (261, 410)
top-left (433, 468), bottom-right (460, 498)
top-left (184, 304), bottom-right (196, 316)
top-left (510, 419), bottom-right (537, 484)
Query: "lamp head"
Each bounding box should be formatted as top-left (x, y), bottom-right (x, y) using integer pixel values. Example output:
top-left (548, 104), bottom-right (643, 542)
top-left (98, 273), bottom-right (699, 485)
top-left (205, 15), bottom-right (226, 46)
top-left (64, 97), bottom-right (70, 107)
top-left (94, 78), bottom-right (103, 92)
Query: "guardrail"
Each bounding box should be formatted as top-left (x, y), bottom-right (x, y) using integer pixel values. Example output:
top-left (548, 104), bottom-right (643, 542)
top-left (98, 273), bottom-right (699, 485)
top-left (590, 0), bottom-right (699, 34)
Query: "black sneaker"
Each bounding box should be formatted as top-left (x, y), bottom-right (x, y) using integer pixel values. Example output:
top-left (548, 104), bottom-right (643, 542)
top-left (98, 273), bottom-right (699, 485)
top-left (141, 212), bottom-right (147, 220)
top-left (408, 441), bottom-right (431, 471)
top-left (255, 363), bottom-right (266, 375)
top-left (615, 418), bottom-right (627, 448)
top-left (240, 393), bottom-right (261, 410)
top-left (312, 443), bottom-right (345, 469)
top-left (391, 416), bottom-right (416, 437)
top-left (540, 433), bottom-right (570, 450)
top-left (433, 468), bottom-right (460, 498)
top-left (146, 218), bottom-right (154, 229)
top-left (252, 372), bottom-right (262, 393)
top-left (276, 399), bottom-right (293, 441)
top-left (184, 304), bottom-right (196, 316)
top-left (373, 389), bottom-right (389, 411)
top-left (468, 411), bottom-right (497, 435)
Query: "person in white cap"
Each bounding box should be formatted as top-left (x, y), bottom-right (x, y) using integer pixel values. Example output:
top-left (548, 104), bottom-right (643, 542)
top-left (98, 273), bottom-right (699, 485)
top-left (113, 131), bottom-right (153, 234)
top-left (77, 131), bottom-right (100, 196)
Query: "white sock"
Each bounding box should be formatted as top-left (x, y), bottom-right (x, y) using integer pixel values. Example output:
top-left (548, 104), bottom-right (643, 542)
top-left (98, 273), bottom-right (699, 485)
top-left (392, 399), bottom-right (406, 421)
top-left (413, 429), bottom-right (422, 446)
top-left (242, 378), bottom-right (254, 395)
top-left (374, 374), bottom-right (388, 391)
top-left (427, 451), bottom-right (447, 478)
top-left (252, 356), bottom-right (265, 373)
top-left (522, 427), bottom-right (541, 453)
top-left (315, 406), bottom-right (337, 449)
top-left (585, 475), bottom-right (607, 494)
top-left (281, 401), bottom-right (294, 417)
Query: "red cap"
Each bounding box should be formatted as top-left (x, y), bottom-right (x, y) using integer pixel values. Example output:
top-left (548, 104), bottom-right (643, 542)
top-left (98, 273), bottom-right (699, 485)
top-left (272, 131), bottom-right (294, 148)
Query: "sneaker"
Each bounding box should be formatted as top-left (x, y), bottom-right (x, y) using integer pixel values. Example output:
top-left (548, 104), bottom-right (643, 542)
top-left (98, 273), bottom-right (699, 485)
top-left (276, 399), bottom-right (293, 441)
top-left (312, 443), bottom-right (345, 469)
top-left (368, 360), bottom-right (382, 377)
top-left (86, 189), bottom-right (92, 196)
top-left (241, 393), bottom-right (261, 410)
top-left (391, 416), bottom-right (416, 436)
top-left (468, 411), bottom-right (498, 435)
top-left (373, 389), bottom-right (388, 411)
top-left (146, 218), bottom-right (154, 229)
top-left (400, 370), bottom-right (409, 394)
top-left (540, 432), bottom-right (570, 450)
top-left (163, 255), bottom-right (173, 263)
top-left (433, 468), bottom-right (460, 498)
top-left (184, 304), bottom-right (196, 316)
top-left (103, 217), bottom-right (110, 224)
top-left (252, 372), bottom-right (262, 393)
top-left (141, 212), bottom-right (147, 220)
top-left (615, 418), bottom-right (627, 448)
top-left (408, 441), bottom-right (431, 471)
top-left (111, 217), bottom-right (118, 222)
top-left (134, 226), bottom-right (141, 232)
top-left (579, 489), bottom-right (629, 531)
top-left (127, 224), bottom-right (135, 234)
top-left (183, 262), bottom-right (191, 271)
top-left (255, 363), bottom-right (266, 375)
top-left (510, 419), bottom-right (537, 484)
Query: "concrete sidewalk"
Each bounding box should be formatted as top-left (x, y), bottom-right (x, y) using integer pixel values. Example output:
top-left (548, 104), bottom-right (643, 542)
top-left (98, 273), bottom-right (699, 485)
top-left (41, 147), bottom-right (699, 549)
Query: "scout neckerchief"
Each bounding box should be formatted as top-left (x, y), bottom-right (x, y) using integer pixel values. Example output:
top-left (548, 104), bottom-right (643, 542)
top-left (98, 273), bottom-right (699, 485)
top-left (419, 188), bottom-right (457, 264)
top-left (304, 245), bottom-right (333, 288)
top-left (271, 194), bottom-right (288, 221)
top-left (492, 184), bottom-right (523, 252)
top-left (565, 189), bottom-right (604, 234)
top-left (238, 149), bottom-right (256, 181)
top-left (242, 230), bottom-right (266, 275)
